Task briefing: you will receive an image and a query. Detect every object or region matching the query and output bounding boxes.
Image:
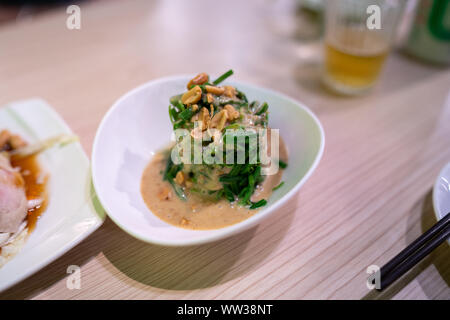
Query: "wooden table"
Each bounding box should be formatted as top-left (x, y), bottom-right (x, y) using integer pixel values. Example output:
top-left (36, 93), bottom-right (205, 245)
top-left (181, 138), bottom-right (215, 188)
top-left (0, 0), bottom-right (449, 300)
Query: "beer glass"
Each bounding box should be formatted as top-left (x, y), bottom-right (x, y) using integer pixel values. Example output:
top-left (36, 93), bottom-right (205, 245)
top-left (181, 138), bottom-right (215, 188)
top-left (323, 0), bottom-right (403, 95)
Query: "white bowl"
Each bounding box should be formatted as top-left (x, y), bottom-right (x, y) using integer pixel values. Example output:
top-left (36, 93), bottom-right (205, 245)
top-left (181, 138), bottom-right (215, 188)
top-left (92, 76), bottom-right (325, 246)
top-left (432, 161), bottom-right (450, 245)
top-left (0, 99), bottom-right (105, 292)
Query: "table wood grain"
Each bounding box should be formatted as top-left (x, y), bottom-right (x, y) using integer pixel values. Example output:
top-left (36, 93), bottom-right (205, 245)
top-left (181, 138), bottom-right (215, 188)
top-left (0, 0), bottom-right (449, 300)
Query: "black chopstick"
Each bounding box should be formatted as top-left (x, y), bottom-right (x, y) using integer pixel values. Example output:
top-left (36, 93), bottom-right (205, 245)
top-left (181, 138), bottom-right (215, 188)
top-left (373, 212), bottom-right (450, 291)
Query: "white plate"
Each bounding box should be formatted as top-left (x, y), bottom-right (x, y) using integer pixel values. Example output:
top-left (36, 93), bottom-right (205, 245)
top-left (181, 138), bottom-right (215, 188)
top-left (92, 76), bottom-right (325, 246)
top-left (0, 99), bottom-right (105, 292)
top-left (432, 161), bottom-right (450, 245)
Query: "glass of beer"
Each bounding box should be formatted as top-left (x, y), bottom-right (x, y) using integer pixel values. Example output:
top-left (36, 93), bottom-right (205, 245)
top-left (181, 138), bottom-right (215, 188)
top-left (323, 0), bottom-right (403, 95)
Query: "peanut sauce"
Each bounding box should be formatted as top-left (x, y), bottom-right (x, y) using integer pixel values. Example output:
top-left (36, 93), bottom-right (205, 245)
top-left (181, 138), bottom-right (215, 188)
top-left (141, 137), bottom-right (288, 230)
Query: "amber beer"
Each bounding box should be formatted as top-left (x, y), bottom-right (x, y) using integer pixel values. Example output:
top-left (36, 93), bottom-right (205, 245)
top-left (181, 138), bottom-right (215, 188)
top-left (323, 0), bottom-right (402, 95)
top-left (324, 28), bottom-right (389, 93)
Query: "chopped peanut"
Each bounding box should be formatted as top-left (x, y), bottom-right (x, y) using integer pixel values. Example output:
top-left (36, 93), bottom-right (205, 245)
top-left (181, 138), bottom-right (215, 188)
top-left (210, 109), bottom-right (228, 131)
top-left (223, 85), bottom-right (236, 98)
top-left (187, 73), bottom-right (209, 89)
top-left (205, 85), bottom-right (225, 95)
top-left (181, 85), bottom-right (202, 105)
top-left (200, 107), bottom-right (210, 130)
top-left (191, 104), bottom-right (199, 112)
top-left (175, 171), bottom-right (184, 185)
top-left (180, 218), bottom-right (189, 226)
top-left (206, 93), bottom-right (214, 104)
top-left (224, 104), bottom-right (240, 121)
top-left (157, 186), bottom-right (172, 200)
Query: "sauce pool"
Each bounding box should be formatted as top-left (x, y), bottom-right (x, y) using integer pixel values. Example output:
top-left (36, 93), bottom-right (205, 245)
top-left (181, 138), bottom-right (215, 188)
top-left (141, 136), bottom-right (288, 230)
top-left (11, 155), bottom-right (48, 232)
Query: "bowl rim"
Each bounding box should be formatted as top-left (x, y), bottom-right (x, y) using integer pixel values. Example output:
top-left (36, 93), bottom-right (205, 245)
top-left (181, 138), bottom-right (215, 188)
top-left (432, 161), bottom-right (450, 245)
top-left (92, 75), bottom-right (325, 246)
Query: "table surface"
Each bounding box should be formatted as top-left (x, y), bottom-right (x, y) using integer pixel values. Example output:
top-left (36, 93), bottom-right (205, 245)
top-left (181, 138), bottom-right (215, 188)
top-left (0, 0), bottom-right (449, 300)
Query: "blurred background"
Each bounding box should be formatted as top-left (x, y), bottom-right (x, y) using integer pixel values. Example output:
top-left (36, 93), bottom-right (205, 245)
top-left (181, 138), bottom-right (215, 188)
top-left (1, 0), bottom-right (448, 88)
top-left (0, 0), bottom-right (449, 146)
top-left (1, 0), bottom-right (450, 300)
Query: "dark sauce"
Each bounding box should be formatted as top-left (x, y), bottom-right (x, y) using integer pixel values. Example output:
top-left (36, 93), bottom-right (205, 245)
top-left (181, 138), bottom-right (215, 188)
top-left (11, 155), bottom-right (48, 233)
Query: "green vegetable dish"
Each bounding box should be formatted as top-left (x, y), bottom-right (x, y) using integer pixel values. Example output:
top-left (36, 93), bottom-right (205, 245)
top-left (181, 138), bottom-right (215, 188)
top-left (140, 70), bottom-right (288, 230)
